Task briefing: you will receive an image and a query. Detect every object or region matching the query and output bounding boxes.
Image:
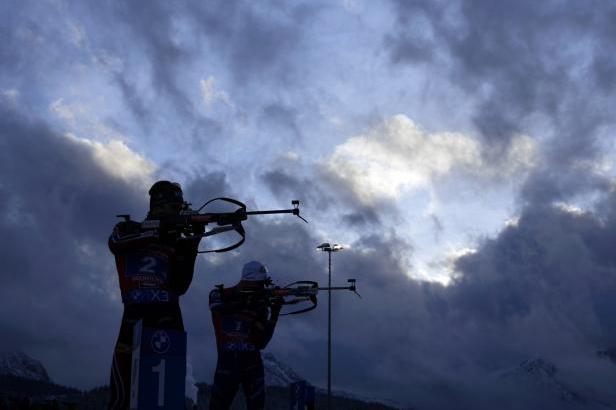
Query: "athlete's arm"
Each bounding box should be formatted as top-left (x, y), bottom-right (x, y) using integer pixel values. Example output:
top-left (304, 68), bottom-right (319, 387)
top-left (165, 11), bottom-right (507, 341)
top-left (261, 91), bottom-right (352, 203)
top-left (108, 221), bottom-right (157, 254)
top-left (255, 303), bottom-right (282, 349)
top-left (209, 288), bottom-right (248, 314)
top-left (171, 236), bottom-right (201, 295)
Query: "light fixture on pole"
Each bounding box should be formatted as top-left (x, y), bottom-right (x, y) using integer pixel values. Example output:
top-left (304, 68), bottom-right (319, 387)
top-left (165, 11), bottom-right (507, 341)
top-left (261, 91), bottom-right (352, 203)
top-left (316, 242), bottom-right (344, 410)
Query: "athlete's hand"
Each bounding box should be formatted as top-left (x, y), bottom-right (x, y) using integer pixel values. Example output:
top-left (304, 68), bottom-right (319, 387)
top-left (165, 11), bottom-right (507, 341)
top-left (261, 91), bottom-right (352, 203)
top-left (270, 298), bottom-right (283, 313)
top-left (270, 296), bottom-right (284, 307)
top-left (158, 216), bottom-right (181, 237)
top-left (190, 222), bottom-right (205, 235)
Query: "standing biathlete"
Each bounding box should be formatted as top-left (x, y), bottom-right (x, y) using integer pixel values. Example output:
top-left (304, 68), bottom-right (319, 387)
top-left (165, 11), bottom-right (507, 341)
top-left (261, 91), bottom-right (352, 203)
top-left (209, 261), bottom-right (282, 410)
top-left (108, 181), bottom-right (202, 410)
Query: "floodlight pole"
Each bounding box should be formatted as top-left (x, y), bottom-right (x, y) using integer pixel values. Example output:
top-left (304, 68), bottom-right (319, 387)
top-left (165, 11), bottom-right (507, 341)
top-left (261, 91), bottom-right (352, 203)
top-left (327, 248), bottom-right (332, 410)
top-left (317, 242), bottom-right (343, 410)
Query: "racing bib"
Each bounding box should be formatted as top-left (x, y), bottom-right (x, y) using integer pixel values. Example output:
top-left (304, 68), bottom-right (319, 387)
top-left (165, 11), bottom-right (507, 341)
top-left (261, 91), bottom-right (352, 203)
top-left (125, 252), bottom-right (169, 281)
top-left (123, 252), bottom-right (174, 304)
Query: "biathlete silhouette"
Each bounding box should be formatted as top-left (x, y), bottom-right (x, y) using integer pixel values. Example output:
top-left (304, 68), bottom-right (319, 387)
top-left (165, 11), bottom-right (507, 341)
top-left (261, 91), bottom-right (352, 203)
top-left (208, 261), bottom-right (283, 410)
top-left (107, 181), bottom-right (305, 409)
top-left (107, 181), bottom-right (202, 409)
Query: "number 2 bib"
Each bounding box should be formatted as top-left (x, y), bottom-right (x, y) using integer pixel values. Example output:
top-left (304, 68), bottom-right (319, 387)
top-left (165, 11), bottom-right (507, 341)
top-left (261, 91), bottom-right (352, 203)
top-left (123, 251), bottom-right (176, 304)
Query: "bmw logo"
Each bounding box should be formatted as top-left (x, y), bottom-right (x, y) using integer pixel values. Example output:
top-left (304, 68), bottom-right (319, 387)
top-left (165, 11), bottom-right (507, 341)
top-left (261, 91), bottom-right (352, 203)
top-left (151, 330), bottom-right (171, 354)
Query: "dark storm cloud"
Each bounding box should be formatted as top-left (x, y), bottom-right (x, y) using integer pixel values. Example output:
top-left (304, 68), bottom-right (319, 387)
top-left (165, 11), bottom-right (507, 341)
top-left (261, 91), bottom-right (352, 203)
top-left (384, 0), bottom-right (616, 324)
top-left (254, 145), bottom-right (616, 407)
top-left (261, 167), bottom-right (384, 226)
top-left (386, 0), bottom-right (616, 167)
top-left (113, 74), bottom-right (151, 125)
top-left (0, 103), bottom-right (143, 386)
top-left (0, 106), bottom-right (145, 250)
top-left (258, 103), bottom-right (303, 142)
top-left (96, 0), bottom-right (318, 118)
top-left (0, 102), bottom-right (231, 387)
top-left (1, 1), bottom-right (319, 138)
top-left (186, 1), bottom-right (320, 85)
top-left (4, 1), bottom-right (616, 408)
top-left (520, 165), bottom-right (613, 206)
top-left (3, 98), bottom-right (615, 407)
top-left (441, 199), bottom-right (616, 408)
top-left (307, 197), bottom-right (616, 409)
top-left (116, 1), bottom-right (191, 108)
top-left (0, 2), bottom-right (87, 105)
top-left (383, 5), bottom-right (616, 403)
top-left (61, 0), bottom-right (199, 122)
top-left (183, 171), bottom-right (231, 207)
top-left (261, 168), bottom-right (332, 211)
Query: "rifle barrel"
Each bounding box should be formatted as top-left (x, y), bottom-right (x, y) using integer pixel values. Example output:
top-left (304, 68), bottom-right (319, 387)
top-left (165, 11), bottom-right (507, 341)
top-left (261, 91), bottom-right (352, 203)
top-left (245, 209), bottom-right (295, 215)
top-left (318, 286), bottom-right (353, 291)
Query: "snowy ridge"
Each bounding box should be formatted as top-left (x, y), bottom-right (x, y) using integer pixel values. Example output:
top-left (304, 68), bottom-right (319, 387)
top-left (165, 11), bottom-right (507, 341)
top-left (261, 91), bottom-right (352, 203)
top-left (262, 351), bottom-right (304, 387)
top-left (263, 352), bottom-right (403, 408)
top-left (0, 351), bottom-right (50, 382)
top-left (495, 357), bottom-right (616, 409)
top-left (498, 358), bottom-right (582, 402)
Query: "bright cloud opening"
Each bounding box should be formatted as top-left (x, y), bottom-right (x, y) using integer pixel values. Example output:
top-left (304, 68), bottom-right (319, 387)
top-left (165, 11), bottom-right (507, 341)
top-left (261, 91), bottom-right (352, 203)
top-left (64, 133), bottom-right (155, 186)
top-left (326, 115), bottom-right (536, 204)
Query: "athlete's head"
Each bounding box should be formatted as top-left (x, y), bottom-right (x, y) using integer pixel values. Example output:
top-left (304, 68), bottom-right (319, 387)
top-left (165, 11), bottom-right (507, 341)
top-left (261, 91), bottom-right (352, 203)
top-left (148, 180), bottom-right (184, 218)
top-left (239, 260), bottom-right (270, 287)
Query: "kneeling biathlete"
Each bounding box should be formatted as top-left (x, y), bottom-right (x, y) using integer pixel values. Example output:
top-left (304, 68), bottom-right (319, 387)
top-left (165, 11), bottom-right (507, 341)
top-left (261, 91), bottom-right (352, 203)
top-left (208, 261), bottom-right (282, 410)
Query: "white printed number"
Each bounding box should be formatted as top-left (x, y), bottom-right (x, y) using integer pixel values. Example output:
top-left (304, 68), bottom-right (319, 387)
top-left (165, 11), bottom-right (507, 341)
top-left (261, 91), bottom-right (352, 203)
top-left (139, 257), bottom-right (157, 274)
top-left (152, 359), bottom-right (166, 406)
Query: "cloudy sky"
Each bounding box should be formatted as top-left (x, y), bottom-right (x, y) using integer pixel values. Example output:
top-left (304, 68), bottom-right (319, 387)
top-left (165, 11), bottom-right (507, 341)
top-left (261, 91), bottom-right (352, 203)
top-left (2, 0), bottom-right (616, 408)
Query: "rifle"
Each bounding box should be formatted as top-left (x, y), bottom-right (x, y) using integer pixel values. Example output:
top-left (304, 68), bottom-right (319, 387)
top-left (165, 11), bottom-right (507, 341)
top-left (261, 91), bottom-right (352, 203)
top-left (218, 279), bottom-right (361, 315)
top-left (117, 198), bottom-right (307, 253)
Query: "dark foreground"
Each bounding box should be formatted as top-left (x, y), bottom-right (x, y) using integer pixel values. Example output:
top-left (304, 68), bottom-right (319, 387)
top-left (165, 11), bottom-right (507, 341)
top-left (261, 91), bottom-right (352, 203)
top-left (0, 375), bottom-right (399, 410)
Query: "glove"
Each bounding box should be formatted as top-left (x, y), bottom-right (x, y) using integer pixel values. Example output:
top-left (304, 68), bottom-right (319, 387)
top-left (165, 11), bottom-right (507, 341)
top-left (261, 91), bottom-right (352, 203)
top-left (191, 222), bottom-right (205, 235)
top-left (270, 298), bottom-right (283, 313)
top-left (157, 217), bottom-right (181, 240)
top-left (270, 296), bottom-right (284, 306)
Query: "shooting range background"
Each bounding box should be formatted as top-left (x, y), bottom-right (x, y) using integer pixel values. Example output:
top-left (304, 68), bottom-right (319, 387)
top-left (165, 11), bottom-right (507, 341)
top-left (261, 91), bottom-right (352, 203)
top-left (2, 1), bottom-right (616, 408)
